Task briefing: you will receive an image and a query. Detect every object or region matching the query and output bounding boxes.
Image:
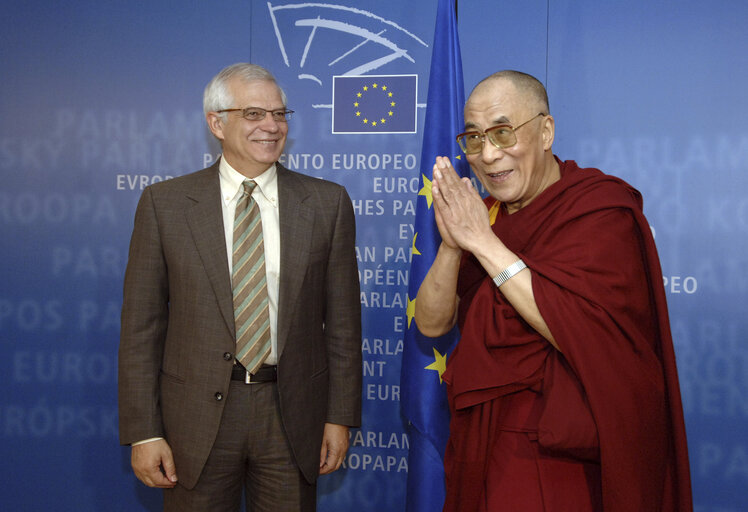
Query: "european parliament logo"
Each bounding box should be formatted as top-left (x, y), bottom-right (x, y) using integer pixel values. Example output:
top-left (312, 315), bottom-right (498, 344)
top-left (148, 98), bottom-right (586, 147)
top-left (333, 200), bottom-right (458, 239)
top-left (332, 75), bottom-right (417, 134)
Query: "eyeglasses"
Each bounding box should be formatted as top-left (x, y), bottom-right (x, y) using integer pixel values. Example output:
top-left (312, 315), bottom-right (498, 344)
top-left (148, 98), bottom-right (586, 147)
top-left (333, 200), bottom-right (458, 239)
top-left (215, 107), bottom-right (294, 122)
top-left (456, 113), bottom-right (546, 154)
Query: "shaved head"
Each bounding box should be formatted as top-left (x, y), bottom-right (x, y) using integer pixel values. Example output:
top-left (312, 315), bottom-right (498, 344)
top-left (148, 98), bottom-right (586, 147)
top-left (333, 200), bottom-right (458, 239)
top-left (471, 70), bottom-right (549, 115)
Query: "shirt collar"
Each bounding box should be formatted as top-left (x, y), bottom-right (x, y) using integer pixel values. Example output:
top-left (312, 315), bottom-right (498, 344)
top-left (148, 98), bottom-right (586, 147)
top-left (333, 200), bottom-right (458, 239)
top-left (218, 156), bottom-right (278, 206)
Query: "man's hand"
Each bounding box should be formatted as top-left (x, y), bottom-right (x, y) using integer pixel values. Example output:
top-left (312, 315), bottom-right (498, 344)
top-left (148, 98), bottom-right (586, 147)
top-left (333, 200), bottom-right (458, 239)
top-left (319, 423), bottom-right (349, 475)
top-left (432, 156), bottom-right (493, 254)
top-left (131, 438), bottom-right (178, 488)
top-left (431, 159), bottom-right (461, 251)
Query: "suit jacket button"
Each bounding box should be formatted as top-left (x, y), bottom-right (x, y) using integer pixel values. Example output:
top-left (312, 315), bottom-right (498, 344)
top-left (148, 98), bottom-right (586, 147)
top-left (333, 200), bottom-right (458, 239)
top-left (223, 352), bottom-right (232, 361)
top-left (214, 392), bottom-right (223, 401)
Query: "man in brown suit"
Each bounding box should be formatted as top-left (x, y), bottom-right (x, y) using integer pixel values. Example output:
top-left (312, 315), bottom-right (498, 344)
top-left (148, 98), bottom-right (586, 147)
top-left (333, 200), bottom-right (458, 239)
top-left (118, 63), bottom-right (362, 511)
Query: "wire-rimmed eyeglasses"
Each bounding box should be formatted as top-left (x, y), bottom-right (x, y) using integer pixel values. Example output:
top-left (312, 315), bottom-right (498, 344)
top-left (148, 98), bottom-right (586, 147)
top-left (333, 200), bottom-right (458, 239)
top-left (215, 106), bottom-right (294, 122)
top-left (456, 113), bottom-right (546, 154)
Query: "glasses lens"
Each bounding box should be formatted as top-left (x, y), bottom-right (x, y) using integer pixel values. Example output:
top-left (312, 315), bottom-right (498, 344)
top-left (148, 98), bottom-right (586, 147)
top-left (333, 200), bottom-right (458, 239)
top-left (271, 110), bottom-right (291, 122)
top-left (242, 108), bottom-right (266, 121)
top-left (486, 125), bottom-right (517, 149)
top-left (458, 132), bottom-right (483, 154)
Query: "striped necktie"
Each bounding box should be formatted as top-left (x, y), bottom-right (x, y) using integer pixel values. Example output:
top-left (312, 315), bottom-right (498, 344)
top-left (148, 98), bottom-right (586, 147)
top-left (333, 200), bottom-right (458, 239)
top-left (232, 180), bottom-right (271, 374)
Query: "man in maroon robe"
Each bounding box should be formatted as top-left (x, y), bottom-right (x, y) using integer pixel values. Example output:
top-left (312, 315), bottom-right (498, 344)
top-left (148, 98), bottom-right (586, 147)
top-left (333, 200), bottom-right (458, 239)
top-left (414, 70), bottom-right (692, 511)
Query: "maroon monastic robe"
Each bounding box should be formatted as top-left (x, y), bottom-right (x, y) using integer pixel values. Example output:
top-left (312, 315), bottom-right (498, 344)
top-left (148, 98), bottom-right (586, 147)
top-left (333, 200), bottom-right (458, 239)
top-left (442, 159), bottom-right (692, 511)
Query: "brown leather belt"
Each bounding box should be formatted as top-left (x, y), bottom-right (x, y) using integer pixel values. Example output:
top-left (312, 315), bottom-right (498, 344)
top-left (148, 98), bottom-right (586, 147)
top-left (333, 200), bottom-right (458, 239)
top-left (231, 364), bottom-right (277, 384)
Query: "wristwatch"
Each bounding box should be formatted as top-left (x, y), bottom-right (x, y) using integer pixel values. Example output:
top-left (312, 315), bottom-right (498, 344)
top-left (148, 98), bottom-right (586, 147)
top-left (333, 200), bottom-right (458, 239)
top-left (492, 259), bottom-right (527, 287)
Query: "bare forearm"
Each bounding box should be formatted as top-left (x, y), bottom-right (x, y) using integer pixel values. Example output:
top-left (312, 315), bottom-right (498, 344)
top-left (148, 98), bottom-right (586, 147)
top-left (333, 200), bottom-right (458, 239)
top-left (470, 237), bottom-right (559, 351)
top-left (414, 242), bottom-right (462, 337)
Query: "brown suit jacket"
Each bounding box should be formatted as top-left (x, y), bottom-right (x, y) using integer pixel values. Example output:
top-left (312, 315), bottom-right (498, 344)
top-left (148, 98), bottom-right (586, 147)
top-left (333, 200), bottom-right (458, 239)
top-left (118, 161), bottom-right (362, 488)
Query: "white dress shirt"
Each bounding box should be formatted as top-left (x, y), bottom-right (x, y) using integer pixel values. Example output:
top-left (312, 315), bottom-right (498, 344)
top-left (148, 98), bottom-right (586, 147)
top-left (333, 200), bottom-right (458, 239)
top-left (219, 156), bottom-right (281, 366)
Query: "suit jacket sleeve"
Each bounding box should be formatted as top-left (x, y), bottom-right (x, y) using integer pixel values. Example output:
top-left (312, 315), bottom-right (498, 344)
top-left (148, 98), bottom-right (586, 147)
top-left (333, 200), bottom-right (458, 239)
top-left (118, 186), bottom-right (169, 444)
top-left (323, 186), bottom-right (362, 426)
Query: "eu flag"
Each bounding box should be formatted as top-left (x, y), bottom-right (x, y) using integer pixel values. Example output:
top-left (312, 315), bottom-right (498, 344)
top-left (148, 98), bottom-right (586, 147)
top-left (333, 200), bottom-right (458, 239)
top-left (332, 74), bottom-right (417, 133)
top-left (400, 0), bottom-right (468, 510)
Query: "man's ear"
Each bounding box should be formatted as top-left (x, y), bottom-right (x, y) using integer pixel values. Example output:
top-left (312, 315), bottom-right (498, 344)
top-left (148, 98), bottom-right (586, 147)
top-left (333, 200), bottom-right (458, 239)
top-left (206, 112), bottom-right (225, 141)
top-left (542, 114), bottom-right (555, 150)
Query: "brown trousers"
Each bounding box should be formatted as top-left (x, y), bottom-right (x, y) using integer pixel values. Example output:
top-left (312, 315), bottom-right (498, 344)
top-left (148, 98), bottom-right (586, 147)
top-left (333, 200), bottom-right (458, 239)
top-left (163, 380), bottom-right (316, 512)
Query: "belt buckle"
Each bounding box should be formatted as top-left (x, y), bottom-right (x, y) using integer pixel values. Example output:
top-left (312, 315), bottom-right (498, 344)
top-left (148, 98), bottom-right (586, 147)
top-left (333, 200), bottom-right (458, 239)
top-left (245, 370), bottom-right (255, 384)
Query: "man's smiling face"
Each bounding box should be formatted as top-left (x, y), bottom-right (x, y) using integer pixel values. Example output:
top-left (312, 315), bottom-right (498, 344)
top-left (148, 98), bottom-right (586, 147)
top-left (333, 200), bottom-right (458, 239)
top-left (212, 78), bottom-right (288, 177)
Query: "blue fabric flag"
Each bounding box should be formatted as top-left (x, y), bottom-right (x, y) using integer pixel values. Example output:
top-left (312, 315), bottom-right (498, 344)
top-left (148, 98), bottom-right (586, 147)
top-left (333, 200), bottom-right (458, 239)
top-left (332, 74), bottom-right (417, 133)
top-left (400, 0), bottom-right (468, 510)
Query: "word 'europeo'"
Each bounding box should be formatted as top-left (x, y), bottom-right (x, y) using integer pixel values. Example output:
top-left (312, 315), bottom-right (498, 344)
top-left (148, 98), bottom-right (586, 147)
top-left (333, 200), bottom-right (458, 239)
top-left (279, 153), bottom-right (417, 171)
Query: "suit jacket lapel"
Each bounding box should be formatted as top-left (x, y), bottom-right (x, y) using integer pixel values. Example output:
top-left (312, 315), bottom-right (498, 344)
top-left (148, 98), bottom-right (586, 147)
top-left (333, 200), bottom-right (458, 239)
top-left (276, 165), bottom-right (313, 358)
top-left (185, 164), bottom-right (235, 337)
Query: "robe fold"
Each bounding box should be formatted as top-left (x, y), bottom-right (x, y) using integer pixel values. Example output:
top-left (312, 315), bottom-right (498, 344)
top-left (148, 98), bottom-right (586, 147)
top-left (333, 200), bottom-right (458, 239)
top-left (442, 158), bottom-right (692, 512)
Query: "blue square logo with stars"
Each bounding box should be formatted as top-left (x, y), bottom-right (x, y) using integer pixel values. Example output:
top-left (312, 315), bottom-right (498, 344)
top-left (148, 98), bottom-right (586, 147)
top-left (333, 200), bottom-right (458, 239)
top-left (332, 75), bottom-right (417, 134)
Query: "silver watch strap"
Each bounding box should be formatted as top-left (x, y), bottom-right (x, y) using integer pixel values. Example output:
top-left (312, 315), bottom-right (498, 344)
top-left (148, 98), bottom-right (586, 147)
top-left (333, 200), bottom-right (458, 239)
top-left (492, 259), bottom-right (527, 287)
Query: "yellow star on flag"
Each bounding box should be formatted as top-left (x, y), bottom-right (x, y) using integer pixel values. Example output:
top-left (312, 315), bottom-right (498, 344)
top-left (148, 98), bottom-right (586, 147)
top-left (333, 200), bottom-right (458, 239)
top-left (418, 173), bottom-right (434, 208)
top-left (406, 294), bottom-right (416, 329)
top-left (411, 232), bottom-right (421, 257)
top-left (424, 347), bottom-right (447, 384)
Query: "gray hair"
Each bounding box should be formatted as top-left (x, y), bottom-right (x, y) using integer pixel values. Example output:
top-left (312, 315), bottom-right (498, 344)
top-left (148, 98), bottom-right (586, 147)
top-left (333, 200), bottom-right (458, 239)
top-left (473, 70), bottom-right (550, 114)
top-left (203, 63), bottom-right (288, 117)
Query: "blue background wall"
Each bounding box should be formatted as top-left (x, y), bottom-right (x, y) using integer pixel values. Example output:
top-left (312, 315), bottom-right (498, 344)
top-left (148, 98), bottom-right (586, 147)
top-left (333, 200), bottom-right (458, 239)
top-left (1, 1), bottom-right (746, 510)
